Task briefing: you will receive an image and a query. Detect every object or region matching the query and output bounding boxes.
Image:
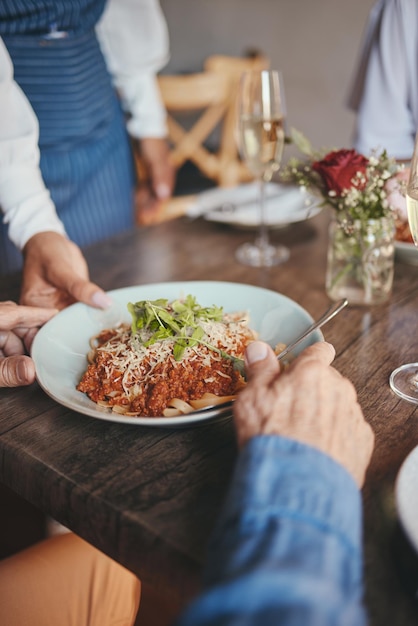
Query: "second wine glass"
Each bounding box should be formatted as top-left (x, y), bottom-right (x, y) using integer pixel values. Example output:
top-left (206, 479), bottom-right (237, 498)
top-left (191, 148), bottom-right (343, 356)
top-left (389, 132), bottom-right (418, 403)
top-left (235, 69), bottom-right (289, 267)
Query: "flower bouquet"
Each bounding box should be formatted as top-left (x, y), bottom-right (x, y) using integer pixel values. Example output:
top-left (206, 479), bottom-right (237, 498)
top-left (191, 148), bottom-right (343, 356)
top-left (281, 129), bottom-right (406, 305)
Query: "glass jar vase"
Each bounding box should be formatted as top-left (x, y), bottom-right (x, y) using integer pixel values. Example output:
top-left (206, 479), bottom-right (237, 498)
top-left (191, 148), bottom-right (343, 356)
top-left (325, 215), bottom-right (395, 305)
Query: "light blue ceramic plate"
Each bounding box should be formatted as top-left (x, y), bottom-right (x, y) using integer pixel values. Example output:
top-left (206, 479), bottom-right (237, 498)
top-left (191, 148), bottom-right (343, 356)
top-left (32, 281), bottom-right (323, 427)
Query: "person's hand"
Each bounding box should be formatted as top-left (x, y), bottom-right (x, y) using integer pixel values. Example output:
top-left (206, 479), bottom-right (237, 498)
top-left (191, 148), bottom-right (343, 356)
top-left (135, 137), bottom-right (176, 225)
top-left (140, 137), bottom-right (175, 200)
top-left (0, 300), bottom-right (57, 387)
top-left (20, 232), bottom-right (112, 310)
top-left (234, 341), bottom-right (374, 488)
top-left (385, 166), bottom-right (409, 221)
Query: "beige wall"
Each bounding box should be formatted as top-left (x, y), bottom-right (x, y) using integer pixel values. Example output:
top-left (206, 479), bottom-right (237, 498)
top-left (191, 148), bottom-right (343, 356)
top-left (160, 0), bottom-right (376, 154)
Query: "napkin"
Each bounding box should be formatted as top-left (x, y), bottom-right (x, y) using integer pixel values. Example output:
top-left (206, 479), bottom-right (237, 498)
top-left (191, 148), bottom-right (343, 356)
top-left (187, 182), bottom-right (320, 227)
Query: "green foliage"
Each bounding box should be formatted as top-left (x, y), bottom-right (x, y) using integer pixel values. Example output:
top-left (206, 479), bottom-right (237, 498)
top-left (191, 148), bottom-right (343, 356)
top-left (281, 128), bottom-right (405, 225)
top-left (128, 295), bottom-right (228, 362)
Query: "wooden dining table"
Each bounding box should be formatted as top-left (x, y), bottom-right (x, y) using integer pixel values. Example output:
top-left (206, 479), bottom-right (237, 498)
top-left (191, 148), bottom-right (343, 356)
top-left (1, 207), bottom-right (418, 625)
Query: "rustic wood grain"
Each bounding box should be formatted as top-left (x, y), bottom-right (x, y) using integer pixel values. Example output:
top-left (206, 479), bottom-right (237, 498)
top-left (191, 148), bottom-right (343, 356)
top-left (1, 209), bottom-right (418, 624)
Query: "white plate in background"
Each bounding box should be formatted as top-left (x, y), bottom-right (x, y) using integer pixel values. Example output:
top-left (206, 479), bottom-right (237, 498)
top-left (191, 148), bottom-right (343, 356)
top-left (187, 182), bottom-right (322, 229)
top-left (396, 445), bottom-right (418, 552)
top-left (395, 240), bottom-right (418, 266)
top-left (31, 281), bottom-right (323, 428)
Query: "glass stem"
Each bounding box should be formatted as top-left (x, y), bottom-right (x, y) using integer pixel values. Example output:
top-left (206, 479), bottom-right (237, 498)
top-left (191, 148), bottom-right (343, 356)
top-left (257, 177), bottom-right (269, 251)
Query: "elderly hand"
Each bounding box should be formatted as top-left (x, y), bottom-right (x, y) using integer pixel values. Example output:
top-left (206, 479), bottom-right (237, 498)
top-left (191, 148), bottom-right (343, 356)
top-left (20, 232), bottom-right (112, 310)
top-left (0, 301), bottom-right (57, 387)
top-left (135, 137), bottom-right (176, 225)
top-left (234, 341), bottom-right (374, 488)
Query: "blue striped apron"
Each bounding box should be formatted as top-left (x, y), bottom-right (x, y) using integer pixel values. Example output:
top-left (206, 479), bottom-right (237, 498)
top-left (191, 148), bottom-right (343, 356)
top-left (0, 0), bottom-right (135, 274)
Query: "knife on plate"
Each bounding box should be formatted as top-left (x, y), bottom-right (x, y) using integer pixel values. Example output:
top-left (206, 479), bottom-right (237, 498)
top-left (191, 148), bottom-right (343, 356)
top-left (206, 190), bottom-right (286, 214)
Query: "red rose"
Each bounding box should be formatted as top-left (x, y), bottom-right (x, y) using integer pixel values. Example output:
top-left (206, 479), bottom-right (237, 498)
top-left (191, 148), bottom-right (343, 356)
top-left (312, 149), bottom-right (369, 196)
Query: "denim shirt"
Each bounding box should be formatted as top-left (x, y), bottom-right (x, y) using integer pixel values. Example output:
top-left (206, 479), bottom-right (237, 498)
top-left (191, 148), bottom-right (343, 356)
top-left (175, 436), bottom-right (367, 626)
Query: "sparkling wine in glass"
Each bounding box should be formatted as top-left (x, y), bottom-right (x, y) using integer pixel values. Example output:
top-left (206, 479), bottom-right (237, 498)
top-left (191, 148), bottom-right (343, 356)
top-left (235, 70), bottom-right (289, 267)
top-left (389, 137), bottom-right (418, 402)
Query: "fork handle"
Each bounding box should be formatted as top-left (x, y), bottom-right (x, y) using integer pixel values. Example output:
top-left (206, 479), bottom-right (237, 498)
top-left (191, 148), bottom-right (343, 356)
top-left (275, 298), bottom-right (348, 361)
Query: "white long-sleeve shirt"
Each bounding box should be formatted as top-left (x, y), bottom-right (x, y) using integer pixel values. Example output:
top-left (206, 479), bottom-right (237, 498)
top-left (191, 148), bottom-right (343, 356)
top-left (348, 0), bottom-right (418, 160)
top-left (0, 0), bottom-right (169, 251)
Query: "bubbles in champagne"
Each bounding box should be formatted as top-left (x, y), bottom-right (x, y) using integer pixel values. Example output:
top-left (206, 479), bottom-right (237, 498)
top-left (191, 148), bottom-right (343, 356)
top-left (239, 116), bottom-right (285, 181)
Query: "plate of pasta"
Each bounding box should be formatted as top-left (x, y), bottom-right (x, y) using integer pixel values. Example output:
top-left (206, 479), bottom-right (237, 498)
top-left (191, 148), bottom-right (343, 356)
top-left (31, 281), bottom-right (323, 427)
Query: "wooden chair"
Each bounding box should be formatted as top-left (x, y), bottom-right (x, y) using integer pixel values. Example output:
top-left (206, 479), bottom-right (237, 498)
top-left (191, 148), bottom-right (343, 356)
top-left (203, 53), bottom-right (270, 187)
top-left (135, 53), bottom-right (270, 223)
top-left (203, 52), bottom-right (270, 75)
top-left (158, 70), bottom-right (234, 185)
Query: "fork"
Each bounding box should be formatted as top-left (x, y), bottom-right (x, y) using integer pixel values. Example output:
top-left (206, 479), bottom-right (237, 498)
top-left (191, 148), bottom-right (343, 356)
top-left (202, 298), bottom-right (348, 412)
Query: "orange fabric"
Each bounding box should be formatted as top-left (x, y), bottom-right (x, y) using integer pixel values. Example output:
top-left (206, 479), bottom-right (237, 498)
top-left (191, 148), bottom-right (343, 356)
top-left (0, 533), bottom-right (140, 626)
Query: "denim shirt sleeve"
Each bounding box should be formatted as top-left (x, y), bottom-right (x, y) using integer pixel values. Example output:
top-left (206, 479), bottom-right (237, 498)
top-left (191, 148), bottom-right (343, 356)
top-left (174, 435), bottom-right (367, 626)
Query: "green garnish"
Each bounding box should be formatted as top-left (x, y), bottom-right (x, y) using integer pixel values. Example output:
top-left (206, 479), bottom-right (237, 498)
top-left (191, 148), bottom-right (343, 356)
top-left (127, 295), bottom-right (228, 362)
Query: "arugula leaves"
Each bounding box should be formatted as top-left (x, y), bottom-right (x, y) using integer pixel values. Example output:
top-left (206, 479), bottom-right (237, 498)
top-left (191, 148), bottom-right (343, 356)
top-left (127, 295), bottom-right (225, 361)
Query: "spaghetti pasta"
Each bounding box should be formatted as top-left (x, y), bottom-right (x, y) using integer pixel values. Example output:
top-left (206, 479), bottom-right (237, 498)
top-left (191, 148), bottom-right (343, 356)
top-left (77, 295), bottom-right (258, 418)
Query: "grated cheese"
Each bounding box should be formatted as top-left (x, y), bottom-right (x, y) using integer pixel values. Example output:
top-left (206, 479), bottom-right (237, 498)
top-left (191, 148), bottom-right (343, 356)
top-left (77, 303), bottom-right (257, 417)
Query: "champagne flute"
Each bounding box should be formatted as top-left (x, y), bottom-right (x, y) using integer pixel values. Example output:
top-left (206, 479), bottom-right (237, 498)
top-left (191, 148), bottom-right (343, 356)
top-left (389, 135), bottom-right (418, 402)
top-left (235, 70), bottom-right (289, 267)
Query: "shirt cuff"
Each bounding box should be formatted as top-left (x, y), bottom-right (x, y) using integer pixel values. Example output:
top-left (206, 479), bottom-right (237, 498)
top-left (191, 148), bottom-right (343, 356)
top-left (117, 74), bottom-right (168, 139)
top-left (1, 166), bottom-right (66, 249)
